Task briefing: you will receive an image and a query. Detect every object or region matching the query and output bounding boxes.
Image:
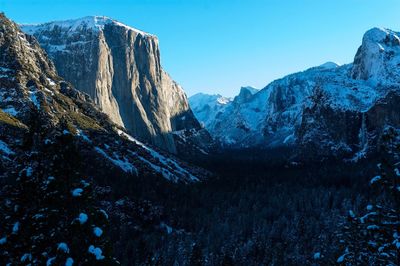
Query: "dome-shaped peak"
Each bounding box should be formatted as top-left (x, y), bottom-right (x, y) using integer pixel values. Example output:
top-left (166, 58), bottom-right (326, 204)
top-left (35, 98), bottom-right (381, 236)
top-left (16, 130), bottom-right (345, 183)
top-left (351, 27), bottom-right (400, 81)
top-left (362, 27), bottom-right (399, 43)
top-left (233, 86), bottom-right (258, 104)
top-left (318, 61), bottom-right (339, 69)
top-left (239, 86), bottom-right (259, 95)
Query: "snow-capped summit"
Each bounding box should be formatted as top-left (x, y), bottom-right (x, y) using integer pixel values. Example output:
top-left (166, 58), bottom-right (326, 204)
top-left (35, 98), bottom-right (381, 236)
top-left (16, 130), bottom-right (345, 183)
top-left (189, 93), bottom-right (232, 108)
top-left (352, 27), bottom-right (400, 83)
top-left (189, 93), bottom-right (232, 129)
top-left (22, 16), bottom-right (153, 37)
top-left (362, 27), bottom-right (398, 44)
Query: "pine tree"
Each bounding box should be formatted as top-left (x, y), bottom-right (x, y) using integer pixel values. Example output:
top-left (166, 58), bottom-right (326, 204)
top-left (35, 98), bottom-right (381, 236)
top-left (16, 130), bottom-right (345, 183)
top-left (338, 127), bottom-right (400, 265)
top-left (189, 243), bottom-right (204, 266)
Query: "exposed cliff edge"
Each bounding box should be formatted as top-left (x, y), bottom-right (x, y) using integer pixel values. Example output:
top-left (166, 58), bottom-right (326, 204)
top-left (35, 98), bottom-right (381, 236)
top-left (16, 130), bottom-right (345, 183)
top-left (21, 16), bottom-right (209, 154)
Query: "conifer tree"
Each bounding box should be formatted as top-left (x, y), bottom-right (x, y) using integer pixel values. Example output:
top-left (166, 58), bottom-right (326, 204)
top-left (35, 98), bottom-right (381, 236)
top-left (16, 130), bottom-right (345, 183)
top-left (338, 127), bottom-right (400, 265)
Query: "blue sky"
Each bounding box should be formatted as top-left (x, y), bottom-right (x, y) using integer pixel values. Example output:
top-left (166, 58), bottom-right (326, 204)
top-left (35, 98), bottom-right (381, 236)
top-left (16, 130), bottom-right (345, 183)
top-left (2, 0), bottom-right (400, 97)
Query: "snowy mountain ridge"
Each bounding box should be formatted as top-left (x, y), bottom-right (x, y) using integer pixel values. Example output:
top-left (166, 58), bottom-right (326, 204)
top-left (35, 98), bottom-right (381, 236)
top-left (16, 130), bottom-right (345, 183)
top-left (22, 16), bottom-right (153, 37)
top-left (189, 27), bottom-right (400, 158)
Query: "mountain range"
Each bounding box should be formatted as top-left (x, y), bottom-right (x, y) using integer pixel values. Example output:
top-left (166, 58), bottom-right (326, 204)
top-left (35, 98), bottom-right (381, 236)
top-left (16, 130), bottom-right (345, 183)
top-left (189, 28), bottom-right (400, 160)
top-left (1, 11), bottom-right (400, 265)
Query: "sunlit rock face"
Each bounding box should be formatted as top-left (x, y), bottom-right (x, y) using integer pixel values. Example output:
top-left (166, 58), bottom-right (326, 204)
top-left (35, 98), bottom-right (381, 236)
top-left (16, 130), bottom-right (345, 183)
top-left (22, 16), bottom-right (206, 154)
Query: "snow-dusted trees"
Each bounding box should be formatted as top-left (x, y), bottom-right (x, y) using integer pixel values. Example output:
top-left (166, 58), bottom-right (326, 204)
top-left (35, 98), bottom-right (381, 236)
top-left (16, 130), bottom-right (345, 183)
top-left (0, 132), bottom-right (115, 265)
top-left (338, 127), bottom-right (400, 265)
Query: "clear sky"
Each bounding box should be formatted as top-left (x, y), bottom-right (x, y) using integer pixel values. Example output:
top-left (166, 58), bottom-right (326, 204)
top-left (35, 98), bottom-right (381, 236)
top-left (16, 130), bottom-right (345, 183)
top-left (1, 0), bottom-right (400, 97)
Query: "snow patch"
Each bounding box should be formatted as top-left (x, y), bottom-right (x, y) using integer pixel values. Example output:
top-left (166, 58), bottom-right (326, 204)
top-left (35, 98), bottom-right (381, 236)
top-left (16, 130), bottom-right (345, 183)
top-left (160, 222), bottom-right (173, 234)
top-left (76, 129), bottom-right (92, 143)
top-left (313, 252), bottom-right (321, 260)
top-left (1, 107), bottom-right (18, 116)
top-left (12, 221), bottom-right (19, 234)
top-left (94, 147), bottom-right (138, 175)
top-left (71, 188), bottom-right (83, 197)
top-left (57, 242), bottom-right (70, 253)
top-left (99, 209), bottom-right (109, 220)
top-left (0, 140), bottom-right (15, 155)
top-left (47, 257), bottom-right (56, 266)
top-left (78, 213), bottom-right (88, 224)
top-left (25, 166), bottom-right (33, 177)
top-left (28, 87), bottom-right (40, 109)
top-left (118, 129), bottom-right (199, 182)
top-left (46, 78), bottom-right (56, 86)
top-left (65, 258), bottom-right (74, 266)
top-left (93, 227), bottom-right (103, 237)
top-left (88, 245), bottom-right (105, 260)
top-left (370, 175), bottom-right (381, 185)
top-left (21, 253), bottom-right (32, 262)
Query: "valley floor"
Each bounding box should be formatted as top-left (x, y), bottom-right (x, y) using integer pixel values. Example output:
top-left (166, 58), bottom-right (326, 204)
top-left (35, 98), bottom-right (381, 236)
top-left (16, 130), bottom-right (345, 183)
top-left (117, 151), bottom-right (377, 265)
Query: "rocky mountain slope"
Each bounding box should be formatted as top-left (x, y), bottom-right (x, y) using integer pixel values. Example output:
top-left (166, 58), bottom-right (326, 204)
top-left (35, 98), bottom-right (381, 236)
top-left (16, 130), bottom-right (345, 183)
top-left (0, 12), bottom-right (212, 264)
top-left (0, 13), bottom-right (206, 184)
top-left (189, 93), bottom-right (232, 129)
top-left (21, 16), bottom-right (210, 154)
top-left (190, 28), bottom-right (400, 159)
top-left (189, 86), bottom-right (258, 131)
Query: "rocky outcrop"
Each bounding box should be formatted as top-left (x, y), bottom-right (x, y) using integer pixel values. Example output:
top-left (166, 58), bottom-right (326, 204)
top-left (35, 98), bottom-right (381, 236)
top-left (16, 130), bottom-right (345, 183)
top-left (21, 16), bottom-right (208, 154)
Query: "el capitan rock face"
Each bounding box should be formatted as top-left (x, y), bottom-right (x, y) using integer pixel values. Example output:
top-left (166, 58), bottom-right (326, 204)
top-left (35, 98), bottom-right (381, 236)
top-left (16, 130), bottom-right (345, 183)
top-left (21, 17), bottom-right (208, 154)
top-left (0, 13), bottom-right (205, 185)
top-left (190, 28), bottom-right (400, 160)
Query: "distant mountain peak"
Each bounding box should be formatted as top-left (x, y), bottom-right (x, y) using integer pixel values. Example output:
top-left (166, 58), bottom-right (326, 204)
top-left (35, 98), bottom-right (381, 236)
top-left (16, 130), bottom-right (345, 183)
top-left (239, 86), bottom-right (259, 94)
top-left (189, 93), bottom-right (232, 106)
top-left (190, 26), bottom-right (400, 158)
top-left (318, 61), bottom-right (340, 69)
top-left (234, 86), bottom-right (258, 104)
